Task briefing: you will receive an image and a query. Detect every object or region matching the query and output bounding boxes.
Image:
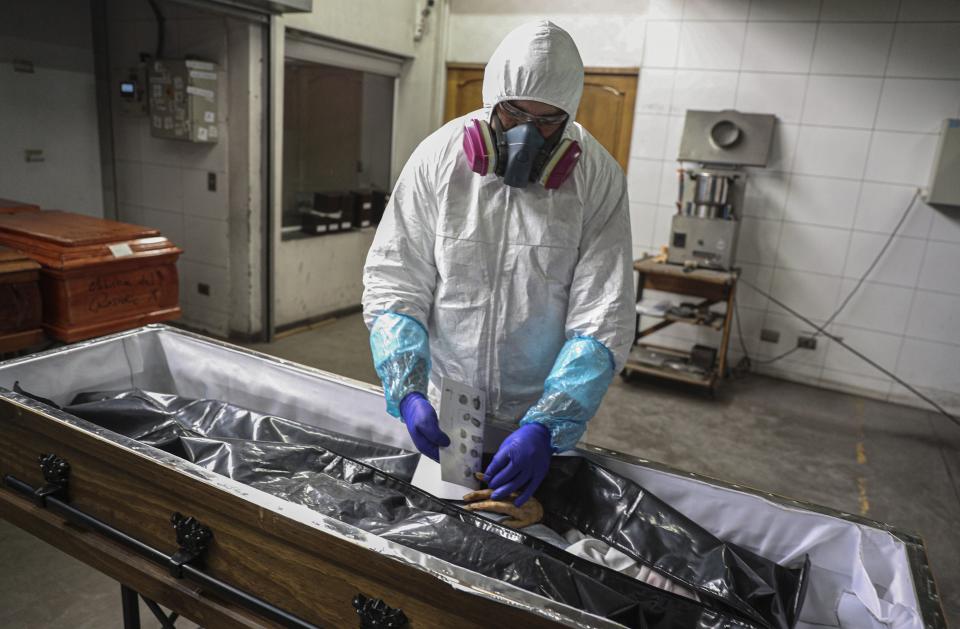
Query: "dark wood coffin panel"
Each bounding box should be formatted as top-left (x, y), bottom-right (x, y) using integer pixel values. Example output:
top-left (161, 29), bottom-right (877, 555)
top-left (0, 246), bottom-right (44, 352)
top-left (0, 399), bottom-right (563, 629)
top-left (0, 211), bottom-right (182, 342)
top-left (0, 490), bottom-right (274, 628)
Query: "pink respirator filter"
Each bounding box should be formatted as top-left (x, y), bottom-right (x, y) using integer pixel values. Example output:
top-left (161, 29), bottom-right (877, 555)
top-left (539, 139), bottom-right (582, 190)
top-left (462, 119), bottom-right (497, 176)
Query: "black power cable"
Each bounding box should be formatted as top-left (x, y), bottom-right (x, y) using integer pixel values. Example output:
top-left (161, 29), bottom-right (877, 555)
top-left (147, 0), bottom-right (165, 60)
top-left (731, 188), bottom-right (959, 427)
top-left (739, 274), bottom-right (960, 429)
top-left (735, 188), bottom-right (918, 368)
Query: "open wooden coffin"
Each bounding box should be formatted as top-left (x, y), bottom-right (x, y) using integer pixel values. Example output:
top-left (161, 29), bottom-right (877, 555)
top-left (0, 326), bottom-right (946, 629)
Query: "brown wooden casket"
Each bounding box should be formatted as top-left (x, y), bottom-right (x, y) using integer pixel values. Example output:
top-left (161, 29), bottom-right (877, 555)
top-left (0, 246), bottom-right (44, 353)
top-left (0, 198), bottom-right (40, 214)
top-left (0, 211), bottom-right (181, 342)
top-left (0, 327), bottom-right (946, 629)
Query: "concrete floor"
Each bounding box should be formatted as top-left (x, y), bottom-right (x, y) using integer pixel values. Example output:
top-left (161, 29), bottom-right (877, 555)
top-left (2, 312), bottom-right (958, 627)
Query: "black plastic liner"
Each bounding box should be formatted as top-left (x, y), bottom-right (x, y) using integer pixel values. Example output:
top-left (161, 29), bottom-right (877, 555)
top-left (539, 457), bottom-right (809, 629)
top-left (27, 387), bottom-right (807, 628)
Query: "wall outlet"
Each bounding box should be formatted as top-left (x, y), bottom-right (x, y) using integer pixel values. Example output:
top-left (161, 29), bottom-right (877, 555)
top-left (797, 335), bottom-right (817, 350)
top-left (760, 328), bottom-right (780, 343)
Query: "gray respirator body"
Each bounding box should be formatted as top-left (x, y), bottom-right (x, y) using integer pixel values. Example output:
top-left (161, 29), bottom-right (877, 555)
top-left (501, 122), bottom-right (546, 188)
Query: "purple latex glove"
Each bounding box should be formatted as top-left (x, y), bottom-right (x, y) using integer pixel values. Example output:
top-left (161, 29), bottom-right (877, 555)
top-left (399, 392), bottom-right (450, 461)
top-left (484, 422), bottom-right (552, 507)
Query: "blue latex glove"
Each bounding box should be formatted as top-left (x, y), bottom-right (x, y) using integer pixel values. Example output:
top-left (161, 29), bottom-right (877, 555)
top-left (484, 423), bottom-right (552, 507)
top-left (400, 392), bottom-right (450, 461)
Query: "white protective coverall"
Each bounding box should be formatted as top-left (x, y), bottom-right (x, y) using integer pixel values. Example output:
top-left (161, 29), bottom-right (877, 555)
top-left (362, 20), bottom-right (634, 451)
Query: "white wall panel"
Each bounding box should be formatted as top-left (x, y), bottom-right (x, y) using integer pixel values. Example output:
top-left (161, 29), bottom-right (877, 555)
top-left (0, 2), bottom-right (103, 216)
top-left (741, 22), bottom-right (816, 72)
top-left (801, 76), bottom-right (883, 129)
top-left (820, 0), bottom-right (899, 22)
top-left (736, 73), bottom-right (807, 123)
top-left (677, 21), bottom-right (745, 70)
top-left (887, 23), bottom-right (960, 79)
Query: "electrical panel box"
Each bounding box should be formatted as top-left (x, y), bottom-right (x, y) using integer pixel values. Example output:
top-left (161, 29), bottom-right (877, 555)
top-left (148, 59), bottom-right (219, 143)
top-left (925, 118), bottom-right (960, 211)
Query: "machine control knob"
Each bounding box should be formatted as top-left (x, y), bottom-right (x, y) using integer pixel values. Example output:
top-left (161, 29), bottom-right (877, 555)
top-left (709, 119), bottom-right (742, 149)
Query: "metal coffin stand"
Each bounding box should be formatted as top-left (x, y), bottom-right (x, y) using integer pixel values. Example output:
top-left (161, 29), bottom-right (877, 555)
top-left (0, 326), bottom-right (946, 629)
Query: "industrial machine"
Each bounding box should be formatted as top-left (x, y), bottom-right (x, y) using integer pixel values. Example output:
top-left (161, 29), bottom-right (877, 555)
top-left (668, 110), bottom-right (776, 270)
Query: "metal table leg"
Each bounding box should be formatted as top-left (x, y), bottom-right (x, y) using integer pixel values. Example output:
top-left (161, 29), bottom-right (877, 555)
top-left (121, 584), bottom-right (141, 629)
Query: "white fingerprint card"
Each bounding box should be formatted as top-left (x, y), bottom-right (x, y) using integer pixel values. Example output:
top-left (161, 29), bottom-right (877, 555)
top-left (437, 376), bottom-right (486, 489)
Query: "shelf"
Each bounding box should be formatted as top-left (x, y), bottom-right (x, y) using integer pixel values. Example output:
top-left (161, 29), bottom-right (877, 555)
top-left (637, 311), bottom-right (725, 330)
top-left (623, 360), bottom-right (717, 388)
top-left (633, 256), bottom-right (737, 285)
top-left (623, 343), bottom-right (718, 388)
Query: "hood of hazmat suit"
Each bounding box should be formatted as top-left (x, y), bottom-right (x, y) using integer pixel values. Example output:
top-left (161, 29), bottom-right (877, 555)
top-left (363, 21), bottom-right (635, 451)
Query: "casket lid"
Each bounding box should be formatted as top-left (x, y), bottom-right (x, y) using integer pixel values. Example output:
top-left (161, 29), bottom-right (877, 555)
top-left (0, 198), bottom-right (41, 214)
top-left (0, 210), bottom-right (158, 245)
top-left (0, 245), bottom-right (41, 275)
top-left (0, 211), bottom-right (180, 270)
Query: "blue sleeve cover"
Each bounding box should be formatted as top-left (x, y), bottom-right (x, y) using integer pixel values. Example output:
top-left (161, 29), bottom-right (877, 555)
top-left (519, 336), bottom-right (615, 452)
top-left (369, 312), bottom-right (431, 417)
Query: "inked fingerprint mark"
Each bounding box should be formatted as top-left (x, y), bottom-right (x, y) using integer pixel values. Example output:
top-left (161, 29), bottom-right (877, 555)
top-left (459, 443), bottom-right (467, 454)
top-left (462, 413), bottom-right (472, 422)
top-left (471, 435), bottom-right (482, 443)
top-left (459, 394), bottom-right (468, 405)
top-left (460, 428), bottom-right (468, 439)
top-left (472, 397), bottom-right (481, 410)
top-left (470, 417), bottom-right (481, 428)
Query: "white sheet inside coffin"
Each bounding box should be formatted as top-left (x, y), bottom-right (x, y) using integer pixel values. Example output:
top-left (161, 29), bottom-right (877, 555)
top-left (0, 328), bottom-right (924, 629)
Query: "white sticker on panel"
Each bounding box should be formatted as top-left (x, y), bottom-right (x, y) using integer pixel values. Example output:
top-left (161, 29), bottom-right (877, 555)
top-left (189, 70), bottom-right (217, 81)
top-left (108, 243), bottom-right (134, 258)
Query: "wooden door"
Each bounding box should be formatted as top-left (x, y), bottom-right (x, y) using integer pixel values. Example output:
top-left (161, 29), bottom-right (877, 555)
top-left (444, 63), bottom-right (638, 171)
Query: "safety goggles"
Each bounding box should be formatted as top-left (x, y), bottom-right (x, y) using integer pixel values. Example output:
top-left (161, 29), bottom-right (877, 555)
top-left (498, 100), bottom-right (569, 127)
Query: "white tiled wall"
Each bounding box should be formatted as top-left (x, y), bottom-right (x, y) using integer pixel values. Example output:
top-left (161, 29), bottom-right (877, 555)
top-left (634, 0), bottom-right (960, 413)
top-left (0, 1), bottom-right (104, 216)
top-left (447, 0), bottom-right (960, 414)
top-left (107, 0), bottom-right (232, 337)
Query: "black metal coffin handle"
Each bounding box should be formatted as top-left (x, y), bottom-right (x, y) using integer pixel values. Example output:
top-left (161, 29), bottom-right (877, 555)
top-left (34, 453), bottom-right (70, 507)
top-left (168, 511), bottom-right (213, 578)
top-left (3, 453), bottom-right (321, 629)
top-left (352, 593), bottom-right (409, 628)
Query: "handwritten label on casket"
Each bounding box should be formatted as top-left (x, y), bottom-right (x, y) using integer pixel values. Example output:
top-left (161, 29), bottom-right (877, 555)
top-left (86, 270), bottom-right (164, 314)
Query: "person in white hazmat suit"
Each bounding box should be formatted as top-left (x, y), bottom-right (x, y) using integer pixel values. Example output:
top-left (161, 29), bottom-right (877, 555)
top-left (362, 21), bottom-right (634, 507)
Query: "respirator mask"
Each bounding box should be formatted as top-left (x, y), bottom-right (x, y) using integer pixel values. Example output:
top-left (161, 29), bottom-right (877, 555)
top-left (462, 101), bottom-right (582, 190)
